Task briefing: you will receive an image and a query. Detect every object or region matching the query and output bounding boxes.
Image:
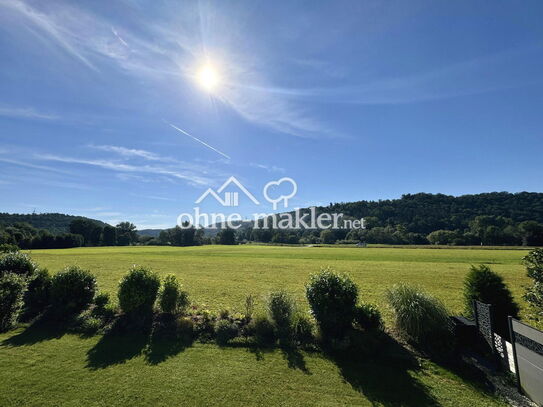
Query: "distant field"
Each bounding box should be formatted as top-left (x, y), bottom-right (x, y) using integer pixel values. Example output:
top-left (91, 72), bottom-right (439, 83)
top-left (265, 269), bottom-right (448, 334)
top-left (26, 245), bottom-right (531, 319)
top-left (0, 245), bottom-right (530, 406)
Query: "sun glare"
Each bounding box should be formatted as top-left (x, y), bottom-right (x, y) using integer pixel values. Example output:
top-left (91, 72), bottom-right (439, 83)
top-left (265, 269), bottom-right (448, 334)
top-left (197, 64), bottom-right (220, 91)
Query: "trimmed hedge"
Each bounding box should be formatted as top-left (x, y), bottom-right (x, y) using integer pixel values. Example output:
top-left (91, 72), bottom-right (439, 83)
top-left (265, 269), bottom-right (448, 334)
top-left (118, 266), bottom-right (160, 316)
top-left (0, 252), bottom-right (37, 278)
top-left (50, 266), bottom-right (97, 315)
top-left (0, 273), bottom-right (27, 331)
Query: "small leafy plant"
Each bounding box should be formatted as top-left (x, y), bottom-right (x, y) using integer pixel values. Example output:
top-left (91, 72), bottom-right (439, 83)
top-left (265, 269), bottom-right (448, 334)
top-left (306, 267), bottom-right (358, 338)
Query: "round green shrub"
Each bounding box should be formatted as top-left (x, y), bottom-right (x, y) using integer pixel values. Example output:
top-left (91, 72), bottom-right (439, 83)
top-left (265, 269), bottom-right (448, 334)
top-left (24, 268), bottom-right (52, 316)
top-left (176, 317), bottom-right (195, 343)
top-left (249, 315), bottom-right (276, 346)
top-left (215, 319), bottom-right (239, 345)
top-left (0, 273), bottom-right (27, 331)
top-left (294, 315), bottom-right (314, 345)
top-left (118, 266), bottom-right (160, 315)
top-left (94, 292), bottom-right (110, 309)
top-left (159, 274), bottom-right (182, 314)
top-left (305, 267), bottom-right (358, 338)
top-left (0, 252), bottom-right (37, 278)
top-left (267, 290), bottom-right (295, 341)
top-left (386, 284), bottom-right (450, 347)
top-left (51, 266), bottom-right (97, 315)
top-left (463, 264), bottom-right (519, 336)
top-left (353, 303), bottom-right (383, 331)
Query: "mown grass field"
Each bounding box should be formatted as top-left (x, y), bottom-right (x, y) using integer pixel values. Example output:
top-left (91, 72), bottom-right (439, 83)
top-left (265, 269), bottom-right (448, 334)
top-left (0, 245), bottom-right (532, 406)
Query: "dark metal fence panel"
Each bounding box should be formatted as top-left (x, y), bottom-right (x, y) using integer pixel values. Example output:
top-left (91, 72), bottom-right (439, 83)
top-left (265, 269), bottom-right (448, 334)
top-left (511, 318), bottom-right (543, 405)
top-left (474, 300), bottom-right (496, 353)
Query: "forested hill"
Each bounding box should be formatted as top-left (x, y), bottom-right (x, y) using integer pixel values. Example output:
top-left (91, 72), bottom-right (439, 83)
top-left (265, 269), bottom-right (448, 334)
top-left (324, 192), bottom-right (543, 234)
top-left (0, 213), bottom-right (108, 234)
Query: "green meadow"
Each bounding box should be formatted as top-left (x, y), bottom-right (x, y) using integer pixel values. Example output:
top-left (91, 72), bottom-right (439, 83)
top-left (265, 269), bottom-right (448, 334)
top-left (0, 245), bottom-right (531, 406)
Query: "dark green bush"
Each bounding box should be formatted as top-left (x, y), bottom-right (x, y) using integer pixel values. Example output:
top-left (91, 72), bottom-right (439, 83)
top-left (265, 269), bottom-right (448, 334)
top-left (386, 284), bottom-right (450, 349)
top-left (94, 292), bottom-right (110, 309)
top-left (74, 310), bottom-right (105, 335)
top-left (159, 274), bottom-right (180, 314)
top-left (176, 317), bottom-right (195, 343)
top-left (0, 243), bottom-right (19, 253)
top-left (159, 274), bottom-right (188, 314)
top-left (353, 303), bottom-right (383, 331)
top-left (294, 314), bottom-right (314, 345)
top-left (523, 248), bottom-right (543, 325)
top-left (267, 290), bottom-right (295, 342)
top-left (118, 266), bottom-right (160, 315)
top-left (249, 315), bottom-right (276, 346)
top-left (463, 264), bottom-right (519, 336)
top-left (24, 268), bottom-right (52, 316)
top-left (0, 252), bottom-right (37, 278)
top-left (215, 319), bottom-right (239, 345)
top-left (92, 292), bottom-right (116, 321)
top-left (306, 267), bottom-right (358, 338)
top-left (0, 273), bottom-right (27, 331)
top-left (50, 266), bottom-right (97, 315)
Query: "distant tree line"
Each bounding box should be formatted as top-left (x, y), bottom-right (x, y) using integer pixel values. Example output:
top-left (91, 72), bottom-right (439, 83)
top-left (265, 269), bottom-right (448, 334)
top-left (0, 219), bottom-right (141, 249)
top-left (2, 192), bottom-right (543, 248)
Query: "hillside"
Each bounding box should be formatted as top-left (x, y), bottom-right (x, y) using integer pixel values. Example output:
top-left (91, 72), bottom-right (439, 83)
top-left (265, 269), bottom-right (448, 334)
top-left (324, 192), bottom-right (543, 234)
top-left (0, 213), bottom-right (108, 234)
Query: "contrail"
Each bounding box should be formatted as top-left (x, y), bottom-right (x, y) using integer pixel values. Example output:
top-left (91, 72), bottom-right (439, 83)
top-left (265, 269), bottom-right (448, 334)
top-left (166, 122), bottom-right (231, 160)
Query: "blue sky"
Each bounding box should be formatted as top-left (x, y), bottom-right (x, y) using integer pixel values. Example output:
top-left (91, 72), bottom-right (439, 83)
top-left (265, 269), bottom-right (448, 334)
top-left (0, 0), bottom-right (542, 228)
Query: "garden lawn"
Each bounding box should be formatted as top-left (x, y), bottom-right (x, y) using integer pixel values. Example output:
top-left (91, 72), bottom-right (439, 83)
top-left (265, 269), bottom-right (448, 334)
top-left (0, 245), bottom-right (530, 406)
top-left (25, 245), bottom-right (531, 319)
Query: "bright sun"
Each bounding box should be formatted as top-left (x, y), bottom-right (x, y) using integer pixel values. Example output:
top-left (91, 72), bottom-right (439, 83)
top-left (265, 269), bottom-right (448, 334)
top-left (197, 64), bottom-right (220, 91)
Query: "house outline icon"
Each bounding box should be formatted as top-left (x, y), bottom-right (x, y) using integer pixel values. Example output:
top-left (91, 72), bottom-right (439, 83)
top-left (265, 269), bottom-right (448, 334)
top-left (195, 176), bottom-right (260, 207)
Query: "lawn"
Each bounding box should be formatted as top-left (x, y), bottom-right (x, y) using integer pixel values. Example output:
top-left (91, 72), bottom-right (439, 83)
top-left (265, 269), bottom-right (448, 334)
top-left (0, 245), bottom-right (531, 406)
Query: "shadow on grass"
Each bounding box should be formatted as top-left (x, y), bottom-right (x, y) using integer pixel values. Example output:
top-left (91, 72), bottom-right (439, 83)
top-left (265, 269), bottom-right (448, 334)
top-left (145, 335), bottom-right (193, 365)
top-left (280, 345), bottom-right (310, 374)
top-left (86, 316), bottom-right (151, 370)
top-left (325, 333), bottom-right (440, 407)
top-left (1, 317), bottom-right (70, 347)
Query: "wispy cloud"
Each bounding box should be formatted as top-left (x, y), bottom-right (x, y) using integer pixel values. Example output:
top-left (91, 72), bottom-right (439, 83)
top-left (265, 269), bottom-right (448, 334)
top-left (0, 106), bottom-right (59, 121)
top-left (34, 153), bottom-right (217, 186)
top-left (130, 193), bottom-right (177, 202)
top-left (88, 144), bottom-right (174, 162)
top-left (0, 0), bottom-right (97, 70)
top-left (249, 163), bottom-right (285, 173)
top-left (0, 156), bottom-right (69, 174)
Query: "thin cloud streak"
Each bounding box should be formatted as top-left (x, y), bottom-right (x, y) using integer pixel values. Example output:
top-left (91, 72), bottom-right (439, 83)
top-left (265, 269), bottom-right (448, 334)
top-left (34, 153), bottom-right (216, 186)
top-left (167, 122), bottom-right (231, 160)
top-left (0, 106), bottom-right (59, 120)
top-left (88, 144), bottom-right (175, 162)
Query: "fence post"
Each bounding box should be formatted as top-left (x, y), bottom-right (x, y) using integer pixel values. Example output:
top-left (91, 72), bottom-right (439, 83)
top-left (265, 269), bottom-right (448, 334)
top-left (473, 300), bottom-right (478, 329)
top-left (508, 316), bottom-right (521, 392)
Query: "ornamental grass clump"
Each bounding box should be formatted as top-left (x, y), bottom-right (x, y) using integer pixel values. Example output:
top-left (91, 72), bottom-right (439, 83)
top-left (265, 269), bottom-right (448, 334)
top-left (386, 283), bottom-right (451, 349)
